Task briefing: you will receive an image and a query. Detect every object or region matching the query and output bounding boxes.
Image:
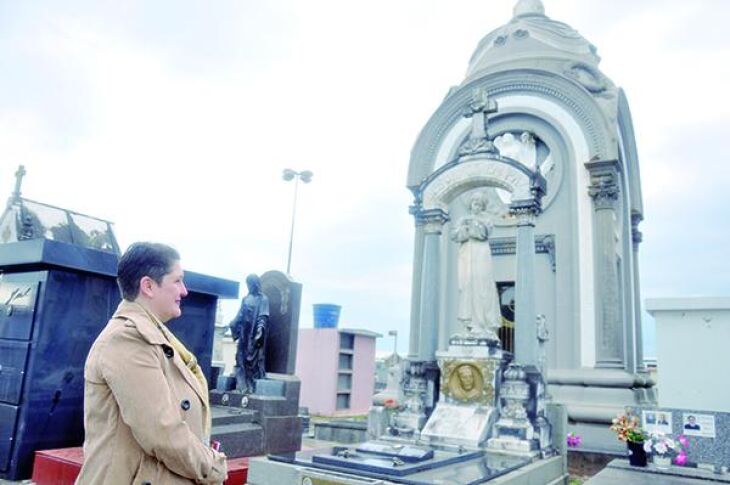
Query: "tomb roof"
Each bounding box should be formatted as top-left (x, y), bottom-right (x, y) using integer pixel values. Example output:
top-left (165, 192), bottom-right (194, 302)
top-left (465, 0), bottom-right (600, 82)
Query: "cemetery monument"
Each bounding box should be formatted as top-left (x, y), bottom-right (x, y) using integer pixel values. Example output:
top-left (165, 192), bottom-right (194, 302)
top-left (248, 0), bottom-right (655, 482)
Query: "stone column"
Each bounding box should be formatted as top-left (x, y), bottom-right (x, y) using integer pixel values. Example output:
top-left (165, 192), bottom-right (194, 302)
top-left (408, 220), bottom-right (425, 359)
top-left (509, 198), bottom-right (541, 368)
top-left (585, 159), bottom-right (624, 369)
top-left (417, 209), bottom-right (449, 362)
top-left (631, 212), bottom-right (646, 373)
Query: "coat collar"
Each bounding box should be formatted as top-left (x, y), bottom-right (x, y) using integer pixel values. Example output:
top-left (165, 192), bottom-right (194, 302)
top-left (113, 300), bottom-right (167, 345)
top-left (113, 299), bottom-right (208, 406)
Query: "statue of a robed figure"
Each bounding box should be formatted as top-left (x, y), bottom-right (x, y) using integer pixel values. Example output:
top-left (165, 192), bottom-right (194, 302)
top-left (450, 192), bottom-right (502, 340)
top-left (229, 274), bottom-right (270, 393)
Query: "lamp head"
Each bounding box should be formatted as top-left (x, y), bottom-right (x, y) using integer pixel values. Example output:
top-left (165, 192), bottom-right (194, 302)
top-left (299, 170), bottom-right (313, 183)
top-left (282, 168), bottom-right (296, 181)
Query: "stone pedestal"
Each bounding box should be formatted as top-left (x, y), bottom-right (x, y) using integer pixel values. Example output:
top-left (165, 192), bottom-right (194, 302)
top-left (487, 364), bottom-right (540, 457)
top-left (420, 338), bottom-right (504, 448)
top-left (370, 360), bottom-right (437, 439)
top-left (210, 373), bottom-right (302, 457)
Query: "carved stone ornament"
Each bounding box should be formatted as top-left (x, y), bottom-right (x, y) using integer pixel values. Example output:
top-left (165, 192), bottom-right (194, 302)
top-left (587, 175), bottom-right (619, 209)
top-left (413, 207), bottom-right (449, 234)
top-left (262, 279), bottom-right (290, 314)
top-left (458, 88), bottom-right (498, 157)
top-left (421, 159), bottom-right (533, 212)
top-left (585, 159), bottom-right (621, 210)
top-left (440, 359), bottom-right (496, 405)
top-left (563, 61), bottom-right (609, 95)
top-left (631, 212), bottom-right (643, 246)
top-left (509, 198), bottom-right (542, 226)
top-left (458, 137), bottom-right (496, 157)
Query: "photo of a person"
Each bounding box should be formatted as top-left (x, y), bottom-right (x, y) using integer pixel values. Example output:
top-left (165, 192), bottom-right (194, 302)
top-left (658, 413), bottom-right (669, 425)
top-left (684, 415), bottom-right (701, 430)
top-left (645, 412), bottom-right (656, 425)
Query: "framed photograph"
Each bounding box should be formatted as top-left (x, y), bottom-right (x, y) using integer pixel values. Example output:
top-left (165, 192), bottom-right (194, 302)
top-left (682, 413), bottom-right (715, 438)
top-left (642, 410), bottom-right (672, 434)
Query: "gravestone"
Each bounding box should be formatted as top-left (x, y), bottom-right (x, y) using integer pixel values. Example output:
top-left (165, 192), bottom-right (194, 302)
top-left (260, 270), bottom-right (301, 374)
top-left (635, 406), bottom-right (730, 471)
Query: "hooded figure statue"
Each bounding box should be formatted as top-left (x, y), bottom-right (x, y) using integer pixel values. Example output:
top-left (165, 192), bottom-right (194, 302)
top-left (229, 274), bottom-right (270, 393)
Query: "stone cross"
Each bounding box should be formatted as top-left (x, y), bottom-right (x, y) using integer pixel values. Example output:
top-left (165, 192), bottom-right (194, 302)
top-left (12, 165), bottom-right (26, 202)
top-left (465, 88), bottom-right (497, 139)
top-left (459, 88), bottom-right (498, 155)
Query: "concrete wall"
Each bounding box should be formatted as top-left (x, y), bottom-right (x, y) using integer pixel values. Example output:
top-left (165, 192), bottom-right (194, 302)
top-left (220, 335), bottom-right (236, 375)
top-left (350, 334), bottom-right (377, 415)
top-left (647, 297), bottom-right (730, 412)
top-left (295, 328), bottom-right (339, 415)
top-left (295, 328), bottom-right (378, 416)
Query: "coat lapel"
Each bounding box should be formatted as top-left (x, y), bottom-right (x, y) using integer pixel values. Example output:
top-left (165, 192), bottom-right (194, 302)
top-left (170, 349), bottom-right (208, 406)
top-left (114, 301), bottom-right (208, 406)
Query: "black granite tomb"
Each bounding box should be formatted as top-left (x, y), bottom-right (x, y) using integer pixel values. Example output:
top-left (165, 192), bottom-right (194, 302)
top-left (0, 238), bottom-right (237, 480)
top-left (260, 270), bottom-right (301, 374)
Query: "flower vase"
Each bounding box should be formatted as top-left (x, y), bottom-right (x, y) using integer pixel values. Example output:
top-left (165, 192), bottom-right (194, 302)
top-left (653, 454), bottom-right (671, 469)
top-left (627, 440), bottom-right (647, 467)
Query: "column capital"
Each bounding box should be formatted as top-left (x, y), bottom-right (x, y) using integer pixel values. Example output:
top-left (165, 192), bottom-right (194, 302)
top-left (509, 198), bottom-right (542, 226)
top-left (413, 207), bottom-right (449, 234)
top-left (585, 159), bottom-right (621, 210)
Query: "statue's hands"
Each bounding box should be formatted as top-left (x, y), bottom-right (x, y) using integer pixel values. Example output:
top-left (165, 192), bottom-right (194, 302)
top-left (253, 326), bottom-right (264, 348)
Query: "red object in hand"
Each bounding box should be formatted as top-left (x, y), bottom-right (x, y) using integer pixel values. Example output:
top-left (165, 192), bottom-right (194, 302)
top-left (211, 440), bottom-right (221, 452)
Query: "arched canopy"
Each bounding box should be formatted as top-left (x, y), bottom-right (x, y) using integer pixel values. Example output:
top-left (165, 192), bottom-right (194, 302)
top-left (417, 153), bottom-right (545, 212)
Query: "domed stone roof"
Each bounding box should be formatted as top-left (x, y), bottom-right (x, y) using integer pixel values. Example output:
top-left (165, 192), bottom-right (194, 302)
top-left (465, 0), bottom-right (600, 82)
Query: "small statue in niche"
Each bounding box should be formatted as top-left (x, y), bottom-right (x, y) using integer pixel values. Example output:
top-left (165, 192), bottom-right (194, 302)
top-left (450, 192), bottom-right (502, 340)
top-left (229, 274), bottom-right (270, 393)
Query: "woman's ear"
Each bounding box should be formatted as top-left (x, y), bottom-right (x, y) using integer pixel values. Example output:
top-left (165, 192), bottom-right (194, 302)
top-left (138, 275), bottom-right (156, 298)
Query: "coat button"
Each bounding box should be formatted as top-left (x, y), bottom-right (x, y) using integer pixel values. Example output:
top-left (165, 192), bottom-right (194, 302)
top-left (162, 344), bottom-right (174, 358)
top-left (181, 399), bottom-right (191, 411)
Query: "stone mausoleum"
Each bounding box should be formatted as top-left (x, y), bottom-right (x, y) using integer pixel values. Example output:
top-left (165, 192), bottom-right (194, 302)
top-left (247, 2), bottom-right (655, 482)
top-left (405, 0), bottom-right (654, 452)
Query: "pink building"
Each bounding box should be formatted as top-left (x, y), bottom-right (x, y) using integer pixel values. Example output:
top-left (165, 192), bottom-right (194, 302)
top-left (295, 328), bottom-right (380, 416)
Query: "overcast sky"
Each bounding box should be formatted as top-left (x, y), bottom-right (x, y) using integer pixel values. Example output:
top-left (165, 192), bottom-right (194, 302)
top-left (2, 0), bottom-right (728, 355)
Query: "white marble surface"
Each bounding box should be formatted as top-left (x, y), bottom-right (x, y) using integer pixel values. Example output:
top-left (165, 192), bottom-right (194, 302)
top-left (421, 402), bottom-right (495, 447)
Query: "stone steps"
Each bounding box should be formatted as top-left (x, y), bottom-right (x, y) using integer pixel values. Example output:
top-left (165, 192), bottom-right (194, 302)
top-left (211, 405), bottom-right (257, 425)
top-left (212, 423), bottom-right (266, 458)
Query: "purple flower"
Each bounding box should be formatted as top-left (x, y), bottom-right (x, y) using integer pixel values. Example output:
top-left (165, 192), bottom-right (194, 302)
top-left (566, 433), bottom-right (581, 447)
top-left (674, 452), bottom-right (688, 466)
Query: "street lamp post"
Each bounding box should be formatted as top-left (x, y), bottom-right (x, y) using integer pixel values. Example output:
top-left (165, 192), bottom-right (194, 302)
top-left (282, 168), bottom-right (313, 275)
top-left (388, 330), bottom-right (398, 357)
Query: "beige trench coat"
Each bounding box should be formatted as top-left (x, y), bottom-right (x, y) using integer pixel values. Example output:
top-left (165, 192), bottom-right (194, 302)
top-left (75, 300), bottom-right (227, 484)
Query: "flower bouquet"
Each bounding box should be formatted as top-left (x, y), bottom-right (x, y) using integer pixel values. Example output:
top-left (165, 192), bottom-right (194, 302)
top-left (644, 433), bottom-right (689, 469)
top-left (610, 409), bottom-right (647, 466)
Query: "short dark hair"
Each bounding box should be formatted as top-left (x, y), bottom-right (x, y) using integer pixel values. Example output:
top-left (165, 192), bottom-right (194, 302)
top-left (117, 242), bottom-right (180, 300)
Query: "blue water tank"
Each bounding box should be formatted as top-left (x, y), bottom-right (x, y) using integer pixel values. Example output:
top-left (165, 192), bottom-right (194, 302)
top-left (313, 303), bottom-right (341, 328)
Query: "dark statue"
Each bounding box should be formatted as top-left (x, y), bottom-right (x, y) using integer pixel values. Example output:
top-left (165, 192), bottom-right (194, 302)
top-left (229, 274), bottom-right (270, 393)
